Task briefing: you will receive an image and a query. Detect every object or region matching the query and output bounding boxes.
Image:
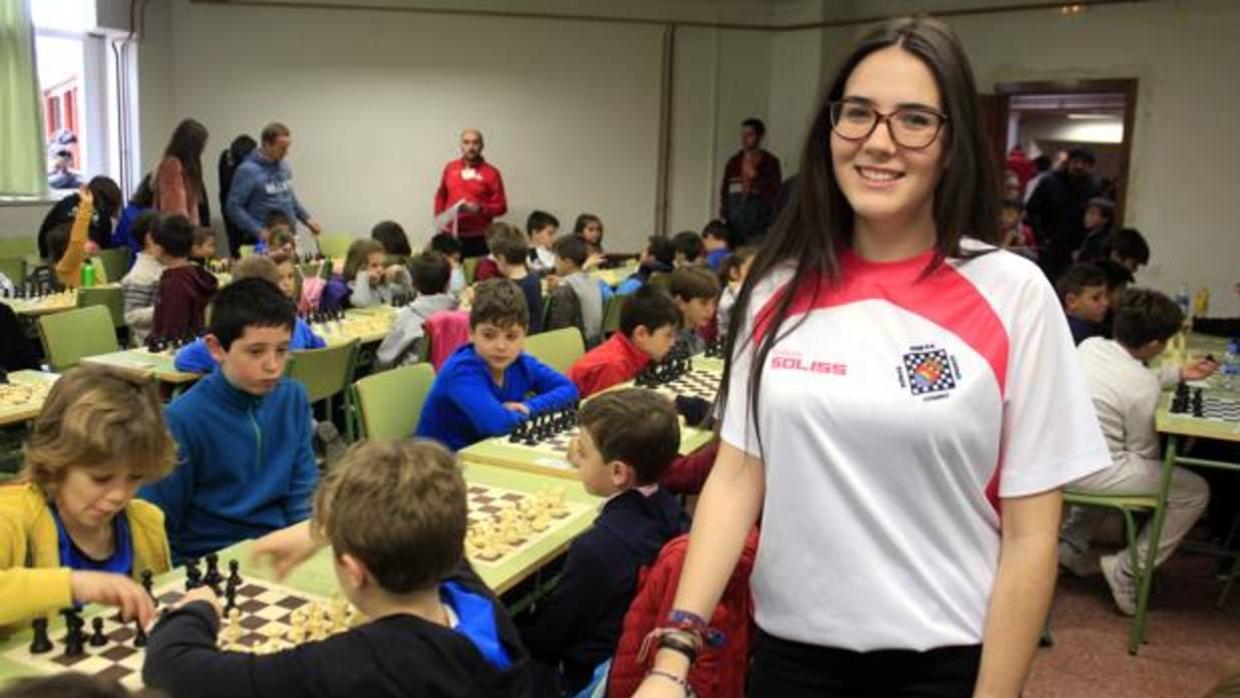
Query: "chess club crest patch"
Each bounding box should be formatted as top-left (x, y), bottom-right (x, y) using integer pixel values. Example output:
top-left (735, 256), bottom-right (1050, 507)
top-left (899, 346), bottom-right (960, 399)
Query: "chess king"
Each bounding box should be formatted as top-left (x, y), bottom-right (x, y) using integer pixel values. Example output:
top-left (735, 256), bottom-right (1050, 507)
top-left (0, 366), bottom-right (176, 635)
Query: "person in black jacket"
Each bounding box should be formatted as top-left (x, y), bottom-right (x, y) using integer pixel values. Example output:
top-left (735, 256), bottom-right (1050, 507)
top-left (1025, 147), bottom-right (1100, 283)
top-left (519, 389), bottom-right (690, 696)
top-left (218, 134), bottom-right (258, 258)
top-left (35, 175), bottom-right (122, 257)
top-left (143, 439), bottom-right (533, 698)
top-left (0, 303), bottom-right (39, 372)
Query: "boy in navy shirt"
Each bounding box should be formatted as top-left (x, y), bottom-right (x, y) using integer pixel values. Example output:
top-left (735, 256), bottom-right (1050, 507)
top-left (520, 389), bottom-right (689, 695)
top-left (140, 278), bottom-right (317, 562)
top-left (416, 278), bottom-right (578, 450)
top-left (1057, 263), bottom-right (1110, 345)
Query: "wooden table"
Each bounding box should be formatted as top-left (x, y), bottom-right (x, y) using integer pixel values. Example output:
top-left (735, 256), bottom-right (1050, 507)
top-left (461, 355), bottom-right (724, 479)
top-left (1130, 334), bottom-right (1240, 653)
top-left (0, 371), bottom-right (59, 427)
top-left (81, 349), bottom-right (201, 386)
top-left (0, 463), bottom-right (598, 689)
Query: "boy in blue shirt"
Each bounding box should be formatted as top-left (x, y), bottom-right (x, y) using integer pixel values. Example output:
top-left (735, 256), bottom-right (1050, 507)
top-left (1057, 263), bottom-right (1110, 346)
top-left (141, 278), bottom-right (318, 562)
top-left (416, 278), bottom-right (578, 451)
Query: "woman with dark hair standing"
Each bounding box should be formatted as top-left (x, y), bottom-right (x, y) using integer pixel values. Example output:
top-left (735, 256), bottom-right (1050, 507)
top-left (155, 118), bottom-right (209, 225)
top-left (634, 17), bottom-right (1108, 698)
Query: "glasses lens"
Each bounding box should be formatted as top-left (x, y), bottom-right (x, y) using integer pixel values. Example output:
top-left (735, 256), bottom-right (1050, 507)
top-left (831, 102), bottom-right (877, 140)
top-left (891, 109), bottom-right (943, 149)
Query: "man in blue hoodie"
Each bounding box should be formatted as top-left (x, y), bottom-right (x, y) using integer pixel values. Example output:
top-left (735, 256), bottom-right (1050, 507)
top-left (140, 278), bottom-right (318, 563)
top-left (224, 122), bottom-right (322, 250)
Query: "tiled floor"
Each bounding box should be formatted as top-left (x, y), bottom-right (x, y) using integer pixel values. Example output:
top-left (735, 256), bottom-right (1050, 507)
top-left (1027, 554), bottom-right (1239, 697)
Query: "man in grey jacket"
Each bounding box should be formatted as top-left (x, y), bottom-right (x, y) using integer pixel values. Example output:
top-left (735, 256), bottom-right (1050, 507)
top-left (225, 122), bottom-right (322, 252)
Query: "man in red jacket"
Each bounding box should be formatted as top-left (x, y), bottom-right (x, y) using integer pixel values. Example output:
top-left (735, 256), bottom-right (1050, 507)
top-left (434, 129), bottom-right (508, 258)
top-left (719, 117), bottom-right (781, 246)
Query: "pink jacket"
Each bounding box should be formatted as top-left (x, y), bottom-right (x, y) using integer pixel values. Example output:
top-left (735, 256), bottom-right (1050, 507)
top-left (156, 156), bottom-right (203, 225)
top-left (423, 310), bottom-right (472, 370)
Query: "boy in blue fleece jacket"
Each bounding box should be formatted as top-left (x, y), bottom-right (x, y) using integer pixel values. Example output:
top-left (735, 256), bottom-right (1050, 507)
top-left (141, 278), bottom-right (318, 563)
top-left (174, 254), bottom-right (324, 373)
top-left (416, 278), bottom-right (578, 451)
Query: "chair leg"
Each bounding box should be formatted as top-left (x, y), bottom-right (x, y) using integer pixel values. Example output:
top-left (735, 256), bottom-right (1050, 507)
top-left (1129, 436), bottom-right (1179, 655)
top-left (1217, 512), bottom-right (1240, 608)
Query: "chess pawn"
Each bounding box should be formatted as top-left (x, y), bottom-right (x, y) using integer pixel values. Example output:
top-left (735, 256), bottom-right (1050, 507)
top-left (89, 616), bottom-right (107, 647)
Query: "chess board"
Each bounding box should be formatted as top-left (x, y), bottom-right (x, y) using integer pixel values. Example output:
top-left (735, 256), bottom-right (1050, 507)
top-left (0, 291), bottom-right (76, 315)
top-left (311, 313), bottom-right (394, 345)
top-left (648, 367), bottom-right (722, 402)
top-left (1179, 395), bottom-right (1240, 423)
top-left (465, 483), bottom-right (587, 567)
top-left (2, 575), bottom-right (342, 691)
top-left (0, 380), bottom-right (52, 409)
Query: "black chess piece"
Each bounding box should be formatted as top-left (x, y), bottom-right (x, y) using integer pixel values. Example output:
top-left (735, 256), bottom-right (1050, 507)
top-left (89, 617), bottom-right (107, 647)
top-left (522, 418), bottom-right (538, 446)
top-left (29, 617), bottom-right (53, 654)
top-left (204, 553), bottom-right (222, 588)
top-left (142, 568), bottom-right (154, 600)
top-left (228, 559), bottom-right (243, 587)
top-left (133, 621), bottom-right (147, 648)
top-left (509, 421), bottom-right (525, 443)
top-left (1192, 389), bottom-right (1205, 418)
top-left (224, 579), bottom-right (238, 614)
top-left (61, 609), bottom-right (84, 656)
top-left (185, 558), bottom-right (202, 590)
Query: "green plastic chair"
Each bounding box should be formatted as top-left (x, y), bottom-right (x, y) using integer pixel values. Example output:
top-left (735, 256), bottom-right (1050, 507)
top-left (287, 340), bottom-right (361, 439)
top-left (0, 257), bottom-right (24, 287)
top-left (37, 305), bottom-right (120, 371)
top-left (463, 257), bottom-right (480, 285)
top-left (317, 234), bottom-right (353, 260)
top-left (601, 293), bottom-right (629, 336)
top-left (93, 248), bottom-right (130, 284)
top-left (524, 327), bottom-right (585, 375)
top-left (77, 285), bottom-right (125, 328)
top-left (1061, 490), bottom-right (1160, 653)
top-left (239, 245), bottom-right (256, 258)
top-left (349, 363), bottom-right (436, 440)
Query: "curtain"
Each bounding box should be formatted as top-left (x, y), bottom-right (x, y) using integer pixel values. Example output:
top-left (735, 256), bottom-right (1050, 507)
top-left (0, 0), bottom-right (46, 197)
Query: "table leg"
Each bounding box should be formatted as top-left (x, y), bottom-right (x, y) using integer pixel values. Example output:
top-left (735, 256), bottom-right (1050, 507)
top-left (1129, 435), bottom-right (1179, 654)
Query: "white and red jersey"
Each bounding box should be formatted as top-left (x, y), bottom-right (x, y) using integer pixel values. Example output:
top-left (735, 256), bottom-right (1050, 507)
top-left (721, 243), bottom-right (1108, 651)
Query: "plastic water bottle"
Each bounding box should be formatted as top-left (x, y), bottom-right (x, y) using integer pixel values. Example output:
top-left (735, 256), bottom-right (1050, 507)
top-left (80, 260), bottom-right (96, 288)
top-left (1222, 338), bottom-right (1240, 391)
top-left (1175, 284), bottom-right (1191, 317)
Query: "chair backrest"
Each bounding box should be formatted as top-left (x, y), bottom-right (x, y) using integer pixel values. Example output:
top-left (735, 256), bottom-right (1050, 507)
top-left (286, 339), bottom-right (359, 404)
top-left (93, 248), bottom-right (130, 284)
top-left (37, 305), bottom-right (120, 371)
top-left (648, 272), bottom-right (672, 292)
top-left (601, 293), bottom-right (628, 336)
top-left (351, 363), bottom-right (436, 439)
top-left (524, 327), bottom-right (585, 374)
top-left (317, 234), bottom-right (353, 260)
top-left (77, 286), bottom-right (125, 328)
top-left (0, 257), bottom-right (24, 288)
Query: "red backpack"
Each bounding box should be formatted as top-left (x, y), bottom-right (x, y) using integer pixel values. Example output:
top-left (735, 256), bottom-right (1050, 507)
top-left (607, 529), bottom-right (759, 698)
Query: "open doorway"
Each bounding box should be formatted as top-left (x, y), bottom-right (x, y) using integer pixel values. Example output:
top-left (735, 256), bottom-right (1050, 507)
top-left (993, 79), bottom-right (1137, 226)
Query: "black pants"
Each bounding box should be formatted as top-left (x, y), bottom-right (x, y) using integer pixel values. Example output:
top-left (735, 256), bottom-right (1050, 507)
top-left (749, 630), bottom-right (982, 698)
top-left (460, 235), bottom-right (489, 259)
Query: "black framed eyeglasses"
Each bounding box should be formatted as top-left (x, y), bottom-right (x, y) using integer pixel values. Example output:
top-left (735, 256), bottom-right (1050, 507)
top-left (828, 100), bottom-right (948, 150)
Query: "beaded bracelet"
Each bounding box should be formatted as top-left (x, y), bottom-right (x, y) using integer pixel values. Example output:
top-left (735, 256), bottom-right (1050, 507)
top-left (665, 609), bottom-right (726, 647)
top-left (647, 669), bottom-right (692, 696)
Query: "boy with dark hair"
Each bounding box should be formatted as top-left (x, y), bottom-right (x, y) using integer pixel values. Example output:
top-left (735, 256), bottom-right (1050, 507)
top-left (120, 210), bottom-right (165, 347)
top-left (526, 210), bottom-right (559, 274)
top-left (670, 230), bottom-right (705, 267)
top-left (546, 235), bottom-right (604, 346)
top-left (1061, 289), bottom-right (1215, 613)
top-left (371, 219), bottom-right (413, 257)
top-left (1057, 263), bottom-right (1110, 345)
top-left (615, 236), bottom-right (676, 296)
top-left (1000, 197), bottom-right (1034, 251)
top-left (521, 389), bottom-right (689, 696)
top-left (415, 278), bottom-right (578, 451)
top-left (474, 222), bottom-right (520, 283)
top-left (1110, 227), bottom-right (1150, 273)
top-left (145, 439), bottom-right (533, 697)
top-left (491, 230), bottom-right (543, 334)
top-left (140, 278), bottom-right (317, 562)
top-left (376, 252), bottom-right (460, 369)
top-left (430, 232), bottom-right (467, 296)
top-left (700, 220), bottom-right (731, 271)
top-left (150, 214), bottom-right (219, 343)
top-left (37, 175), bottom-right (122, 258)
top-left (568, 285), bottom-right (680, 398)
top-left (190, 227), bottom-right (217, 265)
top-left (1077, 197), bottom-right (1115, 265)
top-left (669, 266), bottom-right (720, 355)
